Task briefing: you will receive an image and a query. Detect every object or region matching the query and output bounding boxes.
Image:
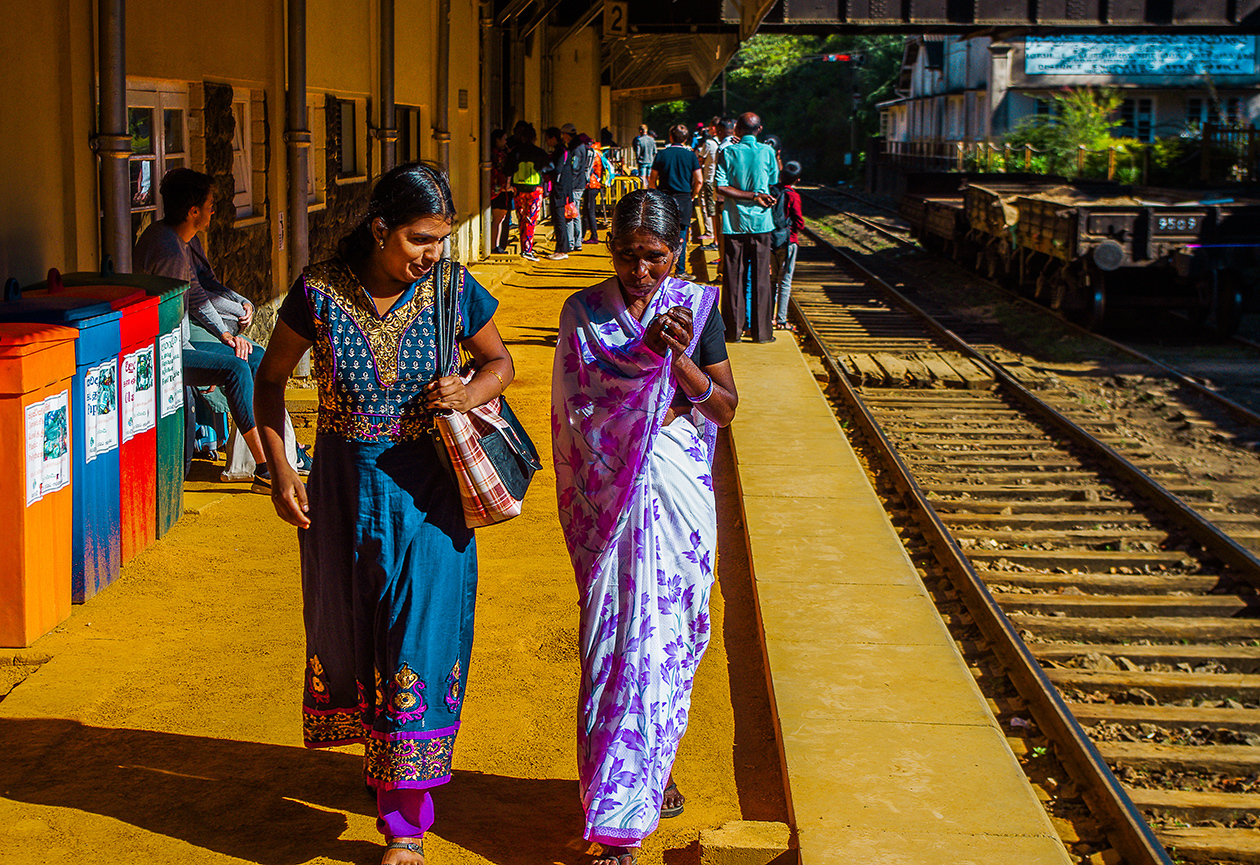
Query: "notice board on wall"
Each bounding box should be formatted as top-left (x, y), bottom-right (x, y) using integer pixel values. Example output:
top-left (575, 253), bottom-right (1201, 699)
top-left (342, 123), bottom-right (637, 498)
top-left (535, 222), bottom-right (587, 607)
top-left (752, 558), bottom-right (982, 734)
top-left (1025, 35), bottom-right (1257, 76)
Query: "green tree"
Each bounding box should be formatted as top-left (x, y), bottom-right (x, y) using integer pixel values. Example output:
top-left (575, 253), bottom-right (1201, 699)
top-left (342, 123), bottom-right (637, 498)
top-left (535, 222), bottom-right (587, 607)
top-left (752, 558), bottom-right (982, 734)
top-left (1005, 88), bottom-right (1128, 177)
top-left (643, 34), bottom-right (903, 181)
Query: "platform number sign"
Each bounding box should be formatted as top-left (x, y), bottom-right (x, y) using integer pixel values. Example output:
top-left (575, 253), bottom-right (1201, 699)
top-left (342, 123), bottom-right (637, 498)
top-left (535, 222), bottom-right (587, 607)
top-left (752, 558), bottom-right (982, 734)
top-left (604, 2), bottom-right (628, 37)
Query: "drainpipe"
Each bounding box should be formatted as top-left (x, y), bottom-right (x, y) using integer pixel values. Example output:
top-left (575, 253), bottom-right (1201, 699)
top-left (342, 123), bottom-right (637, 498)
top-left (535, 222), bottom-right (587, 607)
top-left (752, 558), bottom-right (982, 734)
top-left (96, 0), bottom-right (131, 272)
top-left (286, 0), bottom-right (310, 280)
top-left (435, 0), bottom-right (451, 174)
top-left (479, 0), bottom-right (494, 257)
top-left (379, 0), bottom-right (397, 171)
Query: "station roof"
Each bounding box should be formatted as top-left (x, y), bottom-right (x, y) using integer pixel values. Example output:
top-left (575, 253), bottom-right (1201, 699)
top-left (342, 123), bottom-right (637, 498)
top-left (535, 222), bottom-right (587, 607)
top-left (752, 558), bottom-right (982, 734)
top-left (525, 0), bottom-right (1259, 41)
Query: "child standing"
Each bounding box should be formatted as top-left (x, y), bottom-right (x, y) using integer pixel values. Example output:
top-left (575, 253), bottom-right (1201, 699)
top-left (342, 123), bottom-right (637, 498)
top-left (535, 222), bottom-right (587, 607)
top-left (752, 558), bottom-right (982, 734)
top-left (771, 161), bottom-right (804, 331)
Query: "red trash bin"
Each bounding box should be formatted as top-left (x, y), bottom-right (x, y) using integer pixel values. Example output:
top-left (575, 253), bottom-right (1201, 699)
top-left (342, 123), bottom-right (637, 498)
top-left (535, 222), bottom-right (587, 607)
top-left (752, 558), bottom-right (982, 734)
top-left (0, 323), bottom-right (78, 647)
top-left (31, 284), bottom-right (159, 563)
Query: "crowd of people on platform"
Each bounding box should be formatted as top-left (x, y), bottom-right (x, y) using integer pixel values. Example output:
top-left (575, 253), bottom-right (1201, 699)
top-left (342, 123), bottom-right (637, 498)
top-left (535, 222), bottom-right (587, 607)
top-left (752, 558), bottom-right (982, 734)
top-left (491, 113), bottom-right (804, 346)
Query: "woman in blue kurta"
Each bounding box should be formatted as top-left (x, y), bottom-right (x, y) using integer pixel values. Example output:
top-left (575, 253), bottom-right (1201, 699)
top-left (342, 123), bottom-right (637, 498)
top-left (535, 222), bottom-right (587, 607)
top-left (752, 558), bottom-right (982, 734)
top-left (255, 163), bottom-right (515, 865)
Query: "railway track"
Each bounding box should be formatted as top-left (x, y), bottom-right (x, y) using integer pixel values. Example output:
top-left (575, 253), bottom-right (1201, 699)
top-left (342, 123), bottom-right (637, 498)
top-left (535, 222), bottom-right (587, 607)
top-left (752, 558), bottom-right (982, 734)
top-left (788, 227), bottom-right (1260, 864)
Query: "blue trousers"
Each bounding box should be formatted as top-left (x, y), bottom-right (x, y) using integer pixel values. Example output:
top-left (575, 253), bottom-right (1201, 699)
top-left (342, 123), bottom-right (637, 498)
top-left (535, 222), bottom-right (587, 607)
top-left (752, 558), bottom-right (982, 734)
top-left (183, 339), bottom-right (263, 433)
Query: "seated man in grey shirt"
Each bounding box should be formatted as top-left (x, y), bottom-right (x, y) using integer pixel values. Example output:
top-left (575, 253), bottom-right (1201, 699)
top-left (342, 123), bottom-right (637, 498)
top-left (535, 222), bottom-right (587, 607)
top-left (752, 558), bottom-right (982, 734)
top-left (134, 168), bottom-right (272, 488)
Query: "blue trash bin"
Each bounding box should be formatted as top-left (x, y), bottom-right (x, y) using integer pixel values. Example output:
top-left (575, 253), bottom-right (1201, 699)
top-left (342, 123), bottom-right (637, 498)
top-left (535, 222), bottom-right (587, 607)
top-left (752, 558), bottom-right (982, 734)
top-left (0, 289), bottom-right (123, 603)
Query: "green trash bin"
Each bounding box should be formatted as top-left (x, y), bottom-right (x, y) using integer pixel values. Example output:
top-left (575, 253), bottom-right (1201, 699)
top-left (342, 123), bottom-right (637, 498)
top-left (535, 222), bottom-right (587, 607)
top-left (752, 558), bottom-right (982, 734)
top-left (27, 271), bottom-right (189, 538)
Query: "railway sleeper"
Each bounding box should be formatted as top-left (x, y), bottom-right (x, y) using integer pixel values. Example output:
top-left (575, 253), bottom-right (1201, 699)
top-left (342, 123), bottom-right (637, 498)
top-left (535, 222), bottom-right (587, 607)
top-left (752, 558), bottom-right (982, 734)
top-left (945, 512), bottom-right (1198, 529)
top-left (1049, 669), bottom-right (1260, 702)
top-left (957, 528), bottom-right (1189, 547)
top-left (902, 435), bottom-right (1142, 447)
top-left (982, 571), bottom-right (1231, 595)
top-left (995, 592), bottom-right (1257, 618)
top-left (933, 499), bottom-right (1214, 515)
top-left (1015, 615), bottom-right (1260, 642)
top-left (1100, 742), bottom-right (1260, 776)
top-left (1070, 703), bottom-right (1260, 735)
top-left (926, 483), bottom-right (1209, 500)
top-left (1038, 643), bottom-right (1260, 675)
top-left (1155, 827), bottom-right (1260, 865)
top-left (909, 458), bottom-right (1179, 471)
top-left (1127, 786), bottom-right (1260, 825)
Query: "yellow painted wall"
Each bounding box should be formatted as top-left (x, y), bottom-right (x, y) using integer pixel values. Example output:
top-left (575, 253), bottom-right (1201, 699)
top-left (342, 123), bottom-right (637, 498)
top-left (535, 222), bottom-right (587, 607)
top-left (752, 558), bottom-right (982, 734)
top-left (308, 0), bottom-right (373, 96)
top-left (551, 24), bottom-right (601, 139)
top-left (0, 0), bottom-right (98, 286)
top-left (128, 0), bottom-right (274, 86)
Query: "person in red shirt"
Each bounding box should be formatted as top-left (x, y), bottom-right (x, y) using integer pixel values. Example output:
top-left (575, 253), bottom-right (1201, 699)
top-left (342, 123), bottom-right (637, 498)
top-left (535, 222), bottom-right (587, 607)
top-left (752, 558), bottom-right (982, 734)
top-left (772, 161), bottom-right (804, 331)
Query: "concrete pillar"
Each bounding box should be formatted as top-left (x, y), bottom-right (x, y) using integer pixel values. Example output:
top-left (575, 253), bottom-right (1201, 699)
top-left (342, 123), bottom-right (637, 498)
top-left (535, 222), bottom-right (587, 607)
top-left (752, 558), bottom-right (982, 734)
top-left (987, 43), bottom-right (1013, 141)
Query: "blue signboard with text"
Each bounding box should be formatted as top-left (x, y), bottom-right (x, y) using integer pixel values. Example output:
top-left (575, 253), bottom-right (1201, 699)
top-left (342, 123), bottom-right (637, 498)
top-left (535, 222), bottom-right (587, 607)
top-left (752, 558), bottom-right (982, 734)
top-left (1025, 36), bottom-right (1257, 76)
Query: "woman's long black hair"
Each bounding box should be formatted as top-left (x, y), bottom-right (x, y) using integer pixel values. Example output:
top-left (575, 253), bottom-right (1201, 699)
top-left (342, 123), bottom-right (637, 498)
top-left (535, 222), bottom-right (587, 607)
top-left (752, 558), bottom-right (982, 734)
top-left (607, 189), bottom-right (683, 257)
top-left (339, 162), bottom-right (455, 262)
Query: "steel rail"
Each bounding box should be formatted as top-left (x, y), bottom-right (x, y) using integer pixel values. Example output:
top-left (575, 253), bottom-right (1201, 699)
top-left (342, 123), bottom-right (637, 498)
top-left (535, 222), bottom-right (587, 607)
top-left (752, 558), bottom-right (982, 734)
top-left (802, 221), bottom-right (1260, 584)
top-left (800, 188), bottom-right (1260, 429)
top-left (789, 291), bottom-right (1175, 865)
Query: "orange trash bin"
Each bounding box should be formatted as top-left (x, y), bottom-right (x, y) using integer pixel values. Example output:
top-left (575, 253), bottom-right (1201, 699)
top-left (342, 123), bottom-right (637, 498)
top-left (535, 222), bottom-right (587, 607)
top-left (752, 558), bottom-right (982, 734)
top-left (0, 322), bottom-right (78, 647)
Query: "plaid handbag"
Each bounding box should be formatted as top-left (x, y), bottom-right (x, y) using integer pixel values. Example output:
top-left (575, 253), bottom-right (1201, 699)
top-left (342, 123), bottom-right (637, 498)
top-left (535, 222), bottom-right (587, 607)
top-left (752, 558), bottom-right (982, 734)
top-left (430, 259), bottom-right (542, 528)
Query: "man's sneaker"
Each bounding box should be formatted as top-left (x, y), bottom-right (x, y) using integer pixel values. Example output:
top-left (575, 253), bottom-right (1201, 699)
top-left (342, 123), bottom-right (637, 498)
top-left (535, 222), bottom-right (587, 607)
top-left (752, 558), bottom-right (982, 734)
top-left (295, 444), bottom-right (313, 477)
top-left (547, 252), bottom-right (569, 260)
top-left (251, 463), bottom-right (272, 494)
top-left (522, 251), bottom-right (539, 261)
top-left (701, 243), bottom-right (717, 251)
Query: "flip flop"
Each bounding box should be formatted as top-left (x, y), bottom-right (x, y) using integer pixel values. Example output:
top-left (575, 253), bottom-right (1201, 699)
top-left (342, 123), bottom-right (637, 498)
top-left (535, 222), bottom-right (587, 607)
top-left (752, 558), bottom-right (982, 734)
top-left (661, 781), bottom-right (685, 818)
top-left (592, 852), bottom-right (637, 865)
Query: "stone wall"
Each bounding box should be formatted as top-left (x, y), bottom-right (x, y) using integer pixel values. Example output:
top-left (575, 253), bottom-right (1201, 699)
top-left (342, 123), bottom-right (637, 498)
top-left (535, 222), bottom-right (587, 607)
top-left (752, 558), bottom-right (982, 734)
top-left (202, 82), bottom-right (274, 314)
top-left (308, 94), bottom-right (373, 264)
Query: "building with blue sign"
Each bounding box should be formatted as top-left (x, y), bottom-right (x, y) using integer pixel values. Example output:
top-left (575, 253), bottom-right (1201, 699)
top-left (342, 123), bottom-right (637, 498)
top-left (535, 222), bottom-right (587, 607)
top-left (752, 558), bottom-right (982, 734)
top-left (880, 34), bottom-right (1260, 145)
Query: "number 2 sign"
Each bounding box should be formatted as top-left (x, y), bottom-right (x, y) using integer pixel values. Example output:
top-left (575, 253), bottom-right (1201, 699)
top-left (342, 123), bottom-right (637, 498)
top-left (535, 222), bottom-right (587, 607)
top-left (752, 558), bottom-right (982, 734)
top-left (604, 2), bottom-right (628, 37)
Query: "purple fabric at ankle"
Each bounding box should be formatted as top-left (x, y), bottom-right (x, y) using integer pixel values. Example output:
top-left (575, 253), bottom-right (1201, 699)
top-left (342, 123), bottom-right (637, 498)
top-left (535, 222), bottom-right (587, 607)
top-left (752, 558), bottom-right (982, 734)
top-left (377, 788), bottom-right (435, 838)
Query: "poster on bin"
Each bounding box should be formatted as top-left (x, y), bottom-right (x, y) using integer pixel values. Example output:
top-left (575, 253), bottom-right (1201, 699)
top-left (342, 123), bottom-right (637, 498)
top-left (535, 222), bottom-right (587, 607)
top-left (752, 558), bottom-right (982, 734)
top-left (24, 389), bottom-right (71, 506)
top-left (134, 345), bottom-right (157, 434)
top-left (42, 390), bottom-right (70, 495)
top-left (84, 358), bottom-right (119, 462)
top-left (122, 347), bottom-right (157, 442)
top-left (159, 331), bottom-right (183, 418)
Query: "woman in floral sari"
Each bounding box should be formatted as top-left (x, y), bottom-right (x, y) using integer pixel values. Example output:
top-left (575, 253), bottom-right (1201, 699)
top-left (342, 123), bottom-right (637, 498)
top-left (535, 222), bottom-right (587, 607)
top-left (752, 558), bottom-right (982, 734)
top-left (552, 189), bottom-right (738, 865)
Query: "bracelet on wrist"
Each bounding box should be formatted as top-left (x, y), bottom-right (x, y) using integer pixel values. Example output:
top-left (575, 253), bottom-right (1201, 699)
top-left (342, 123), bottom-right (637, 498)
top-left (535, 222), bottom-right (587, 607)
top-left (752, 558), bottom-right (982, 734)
top-left (685, 375), bottom-right (715, 404)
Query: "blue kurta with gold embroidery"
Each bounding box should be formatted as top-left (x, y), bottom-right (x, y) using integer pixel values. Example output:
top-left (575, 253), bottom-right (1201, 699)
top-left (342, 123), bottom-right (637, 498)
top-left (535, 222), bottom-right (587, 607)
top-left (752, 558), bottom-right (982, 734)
top-left (278, 258), bottom-right (498, 791)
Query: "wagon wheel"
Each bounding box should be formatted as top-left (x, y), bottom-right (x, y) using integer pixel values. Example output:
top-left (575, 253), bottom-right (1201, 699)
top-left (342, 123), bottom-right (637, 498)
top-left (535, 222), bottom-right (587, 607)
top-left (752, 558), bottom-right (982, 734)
top-left (1077, 269), bottom-right (1107, 331)
top-left (1204, 269), bottom-right (1245, 338)
top-left (1068, 266), bottom-right (1108, 332)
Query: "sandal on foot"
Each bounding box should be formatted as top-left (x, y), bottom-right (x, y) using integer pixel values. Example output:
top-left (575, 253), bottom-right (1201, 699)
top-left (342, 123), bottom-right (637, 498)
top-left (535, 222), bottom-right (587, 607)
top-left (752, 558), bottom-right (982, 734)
top-left (661, 781), bottom-right (685, 818)
top-left (592, 851), bottom-right (637, 865)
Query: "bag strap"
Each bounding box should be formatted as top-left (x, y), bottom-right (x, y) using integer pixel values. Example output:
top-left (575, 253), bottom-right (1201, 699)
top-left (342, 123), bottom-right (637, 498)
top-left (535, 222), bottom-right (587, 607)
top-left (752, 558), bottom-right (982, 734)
top-left (433, 258), bottom-right (461, 378)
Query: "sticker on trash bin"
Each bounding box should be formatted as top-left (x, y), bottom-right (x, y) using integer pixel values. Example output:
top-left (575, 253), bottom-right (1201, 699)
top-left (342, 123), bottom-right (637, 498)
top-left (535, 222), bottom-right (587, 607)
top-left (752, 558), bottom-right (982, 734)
top-left (158, 331), bottom-right (183, 418)
top-left (84, 358), bottom-right (119, 463)
top-left (122, 346), bottom-right (157, 442)
top-left (25, 388), bottom-right (71, 506)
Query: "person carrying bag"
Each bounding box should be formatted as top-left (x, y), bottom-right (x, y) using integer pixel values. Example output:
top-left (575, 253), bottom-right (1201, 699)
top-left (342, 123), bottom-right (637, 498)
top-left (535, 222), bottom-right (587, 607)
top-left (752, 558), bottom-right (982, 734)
top-left (430, 259), bottom-right (541, 527)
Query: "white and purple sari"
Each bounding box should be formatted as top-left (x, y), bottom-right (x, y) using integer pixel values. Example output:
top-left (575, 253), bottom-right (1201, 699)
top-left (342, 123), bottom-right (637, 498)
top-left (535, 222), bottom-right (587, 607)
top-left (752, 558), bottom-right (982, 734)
top-left (552, 275), bottom-right (719, 845)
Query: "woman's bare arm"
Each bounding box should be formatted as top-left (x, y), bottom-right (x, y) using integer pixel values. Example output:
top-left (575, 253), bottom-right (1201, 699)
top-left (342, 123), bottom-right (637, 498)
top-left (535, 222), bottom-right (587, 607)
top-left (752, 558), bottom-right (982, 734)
top-left (255, 319), bottom-right (315, 527)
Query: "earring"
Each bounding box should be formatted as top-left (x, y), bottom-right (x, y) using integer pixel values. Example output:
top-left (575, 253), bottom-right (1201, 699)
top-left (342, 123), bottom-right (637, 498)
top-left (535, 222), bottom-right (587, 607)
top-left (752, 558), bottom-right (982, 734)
top-left (379, 240), bottom-right (385, 249)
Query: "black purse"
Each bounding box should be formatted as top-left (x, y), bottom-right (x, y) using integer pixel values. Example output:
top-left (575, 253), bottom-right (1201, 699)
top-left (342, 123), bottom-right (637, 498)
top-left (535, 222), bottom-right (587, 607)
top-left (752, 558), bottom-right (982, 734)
top-left (430, 259), bottom-right (541, 527)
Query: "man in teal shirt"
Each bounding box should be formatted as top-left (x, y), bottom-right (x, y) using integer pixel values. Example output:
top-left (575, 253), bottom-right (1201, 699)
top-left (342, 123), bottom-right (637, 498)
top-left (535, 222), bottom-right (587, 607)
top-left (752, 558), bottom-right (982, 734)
top-left (715, 112), bottom-right (779, 343)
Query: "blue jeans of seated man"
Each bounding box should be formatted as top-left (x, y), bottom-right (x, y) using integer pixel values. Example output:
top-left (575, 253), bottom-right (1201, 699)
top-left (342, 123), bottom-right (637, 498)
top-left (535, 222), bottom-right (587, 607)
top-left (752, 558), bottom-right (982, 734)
top-left (183, 338), bottom-right (263, 434)
top-left (773, 242), bottom-right (798, 326)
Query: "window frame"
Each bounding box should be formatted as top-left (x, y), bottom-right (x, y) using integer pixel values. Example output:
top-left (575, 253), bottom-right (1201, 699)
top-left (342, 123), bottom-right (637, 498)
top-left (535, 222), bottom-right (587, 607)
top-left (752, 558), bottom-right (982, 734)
top-left (229, 89), bottom-right (255, 217)
top-left (334, 96), bottom-right (369, 184)
top-left (125, 81), bottom-right (189, 238)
